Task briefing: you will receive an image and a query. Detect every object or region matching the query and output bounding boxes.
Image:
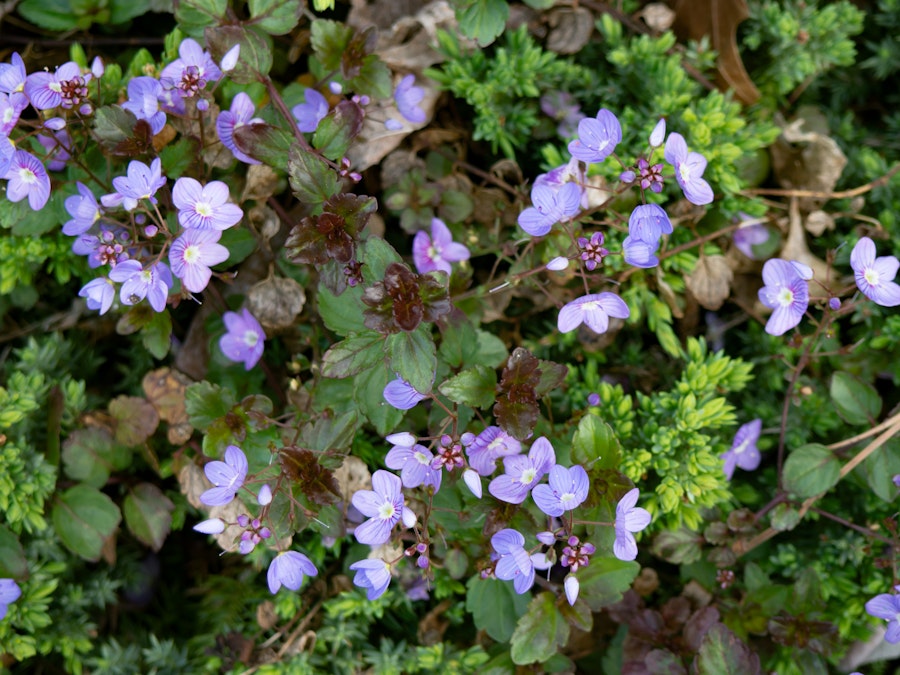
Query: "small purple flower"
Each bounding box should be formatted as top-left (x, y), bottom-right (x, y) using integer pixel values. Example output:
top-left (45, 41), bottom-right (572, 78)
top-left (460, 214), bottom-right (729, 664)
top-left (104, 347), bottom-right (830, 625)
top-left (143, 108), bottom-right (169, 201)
top-left (568, 108), bottom-right (622, 164)
top-left (385, 436), bottom-right (441, 491)
top-left (292, 88), bottom-right (329, 133)
top-left (664, 132), bottom-right (713, 205)
top-left (102, 158), bottom-right (166, 211)
top-left (63, 182), bottom-right (101, 236)
top-left (558, 292), bottom-right (630, 335)
top-left (193, 518), bottom-right (226, 534)
top-left (349, 559), bottom-right (392, 600)
top-left (200, 445), bottom-right (248, 506)
top-left (351, 470), bottom-right (416, 546)
top-left (394, 74), bottom-right (425, 124)
top-left (37, 129), bottom-right (71, 172)
top-left (532, 464), bottom-right (589, 517)
top-left (866, 591), bottom-right (900, 643)
top-left (267, 551), bottom-right (318, 594)
top-left (488, 436), bottom-right (556, 504)
top-left (462, 468), bottom-right (482, 498)
top-left (79, 277), bottom-right (116, 315)
top-left (24, 61), bottom-right (86, 110)
top-left (217, 92), bottom-right (264, 165)
top-left (0, 579), bottom-right (22, 620)
top-left (758, 258), bottom-right (809, 336)
top-left (540, 90), bottom-right (584, 138)
top-left (517, 181), bottom-right (582, 237)
top-left (0, 92), bottom-right (28, 136)
top-left (159, 38), bottom-right (221, 96)
top-left (0, 53), bottom-right (27, 101)
top-left (578, 232), bottom-right (609, 271)
top-left (491, 529), bottom-right (535, 594)
top-left (587, 393), bottom-right (601, 407)
top-left (534, 157), bottom-right (587, 208)
top-left (628, 203), bottom-right (673, 243)
top-left (412, 218), bottom-right (470, 275)
top-left (121, 76), bottom-right (167, 135)
top-left (466, 426), bottom-right (522, 477)
top-left (169, 228), bottom-right (230, 293)
top-left (851, 237), bottom-right (900, 307)
top-left (220, 308), bottom-right (266, 370)
top-left (383, 375), bottom-right (428, 410)
top-left (613, 488), bottom-right (651, 561)
top-left (257, 484), bottom-right (273, 506)
top-left (4, 150), bottom-right (51, 210)
top-left (172, 177), bottom-right (243, 230)
top-left (622, 236), bottom-right (660, 269)
top-left (721, 419), bottom-right (762, 480)
top-left (108, 259), bottom-right (173, 312)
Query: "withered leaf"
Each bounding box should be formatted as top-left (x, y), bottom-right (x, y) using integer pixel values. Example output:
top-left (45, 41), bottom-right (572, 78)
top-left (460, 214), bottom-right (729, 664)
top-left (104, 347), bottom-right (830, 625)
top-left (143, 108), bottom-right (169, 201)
top-left (247, 276), bottom-right (306, 332)
top-left (109, 395), bottom-right (159, 447)
top-left (280, 446), bottom-right (342, 505)
top-left (685, 255), bottom-right (733, 311)
top-left (142, 367), bottom-right (194, 445)
top-left (495, 348), bottom-right (542, 441)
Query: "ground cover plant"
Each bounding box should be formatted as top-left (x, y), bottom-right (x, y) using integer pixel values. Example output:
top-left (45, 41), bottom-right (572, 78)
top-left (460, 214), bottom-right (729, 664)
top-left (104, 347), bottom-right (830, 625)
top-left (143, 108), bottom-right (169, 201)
top-left (1, 0), bottom-right (900, 673)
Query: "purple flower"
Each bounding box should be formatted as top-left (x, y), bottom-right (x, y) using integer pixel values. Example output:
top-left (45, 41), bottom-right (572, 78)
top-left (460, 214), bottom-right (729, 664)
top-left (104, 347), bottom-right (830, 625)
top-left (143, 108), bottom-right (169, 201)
top-left (63, 182), bottom-right (101, 236)
top-left (220, 308), bottom-right (266, 370)
top-left (613, 488), bottom-right (651, 561)
top-left (733, 217), bottom-right (769, 259)
top-left (172, 177), bottom-right (243, 230)
top-left (851, 237), bottom-right (900, 307)
top-left (217, 92), bottom-right (264, 165)
top-left (351, 470), bottom-right (416, 545)
top-left (866, 591), bottom-right (900, 643)
top-left (488, 436), bottom-right (556, 504)
top-left (4, 150), bottom-right (50, 210)
top-left (518, 182), bottom-right (582, 237)
top-left (349, 559), bottom-right (392, 600)
top-left (540, 90), bottom-right (584, 138)
top-left (169, 228), bottom-right (230, 293)
top-left (0, 579), bottom-right (22, 620)
top-left (664, 133), bottom-right (713, 205)
top-left (412, 218), bottom-right (470, 275)
top-left (24, 61), bottom-right (86, 110)
top-left (721, 419), bottom-right (762, 480)
top-left (466, 426), bottom-right (522, 477)
top-left (383, 375), bottom-right (428, 410)
top-left (37, 129), bottom-right (71, 172)
top-left (0, 92), bottom-right (27, 136)
top-left (385, 436), bottom-right (441, 491)
top-left (622, 236), bottom-right (660, 269)
top-left (462, 468), bottom-right (482, 498)
top-left (267, 551), bottom-right (318, 594)
top-left (79, 277), bottom-right (116, 314)
top-left (0, 53), bottom-right (27, 102)
top-left (292, 88), bottom-right (329, 133)
top-left (200, 445), bottom-right (248, 506)
top-left (491, 529), bottom-right (535, 594)
top-left (628, 203), bottom-right (673, 243)
top-left (394, 74), bottom-right (426, 124)
top-left (159, 38), bottom-right (221, 96)
top-left (108, 260), bottom-right (173, 312)
top-left (758, 258), bottom-right (809, 336)
top-left (121, 76), bottom-right (167, 135)
top-left (532, 464), bottom-right (589, 517)
top-left (568, 108), bottom-right (621, 164)
top-left (102, 158), bottom-right (166, 211)
top-left (534, 157), bottom-right (587, 207)
top-left (558, 292), bottom-right (630, 335)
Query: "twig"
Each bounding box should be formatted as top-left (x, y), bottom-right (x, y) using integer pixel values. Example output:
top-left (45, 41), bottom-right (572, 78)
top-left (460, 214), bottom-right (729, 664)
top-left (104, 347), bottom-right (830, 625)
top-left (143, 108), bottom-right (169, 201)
top-left (742, 163), bottom-right (900, 200)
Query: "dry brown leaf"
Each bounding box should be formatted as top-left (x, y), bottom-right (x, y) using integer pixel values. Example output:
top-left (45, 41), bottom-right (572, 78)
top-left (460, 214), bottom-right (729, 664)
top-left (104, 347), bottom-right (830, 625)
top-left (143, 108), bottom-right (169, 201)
top-left (178, 463), bottom-right (246, 552)
top-left (546, 7), bottom-right (594, 55)
top-left (639, 3), bottom-right (676, 33)
top-left (777, 199), bottom-right (834, 297)
top-left (770, 108), bottom-right (847, 201)
top-left (685, 255), bottom-right (733, 310)
top-left (805, 210), bottom-right (835, 237)
top-left (143, 367), bottom-right (194, 445)
top-left (672, 0), bottom-right (760, 105)
top-left (242, 164), bottom-right (282, 202)
top-left (247, 276), bottom-right (306, 333)
top-left (109, 395), bottom-right (160, 447)
top-left (332, 455), bottom-right (371, 503)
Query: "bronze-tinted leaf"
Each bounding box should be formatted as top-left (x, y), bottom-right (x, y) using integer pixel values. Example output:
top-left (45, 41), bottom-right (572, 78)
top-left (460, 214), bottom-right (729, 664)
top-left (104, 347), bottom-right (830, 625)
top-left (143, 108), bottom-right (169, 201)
top-left (280, 446), bottom-right (342, 505)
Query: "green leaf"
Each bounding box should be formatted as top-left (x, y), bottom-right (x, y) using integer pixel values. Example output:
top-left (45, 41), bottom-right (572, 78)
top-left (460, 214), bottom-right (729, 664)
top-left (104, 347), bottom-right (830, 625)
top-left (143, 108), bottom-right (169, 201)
top-left (865, 439), bottom-right (900, 502)
top-left (466, 577), bottom-right (530, 643)
top-left (109, 0), bottom-right (151, 24)
top-left (299, 410), bottom-right (360, 453)
top-left (354, 363), bottom-right (404, 436)
top-left (232, 123), bottom-right (295, 168)
top-left (62, 427), bottom-right (133, 488)
top-left (510, 592), bottom-right (569, 665)
top-left (0, 525), bottom-right (27, 578)
top-left (534, 359), bottom-right (568, 397)
top-left (141, 309), bottom-right (172, 359)
top-left (313, 100), bottom-right (364, 161)
top-left (457, 0), bottom-right (509, 47)
top-left (93, 105), bottom-right (136, 149)
top-left (10, 191), bottom-right (65, 236)
top-left (288, 145), bottom-right (343, 212)
top-left (159, 136), bottom-right (199, 179)
top-left (52, 485), bottom-right (122, 561)
top-left (174, 0), bottom-right (227, 35)
top-left (360, 236), bottom-right (405, 284)
top-left (830, 371), bottom-right (882, 426)
top-left (109, 396), bottom-right (160, 446)
top-left (317, 282), bottom-right (368, 336)
top-left (185, 381), bottom-right (236, 430)
top-left (782, 443), bottom-right (840, 499)
top-left (576, 556), bottom-right (639, 611)
top-left (206, 25), bottom-right (273, 84)
top-left (572, 414), bottom-right (620, 468)
top-left (18, 0), bottom-right (91, 30)
top-left (248, 0), bottom-right (301, 35)
top-left (387, 327), bottom-right (437, 394)
top-left (322, 331), bottom-right (385, 379)
top-left (310, 19), bottom-right (353, 71)
top-left (694, 623), bottom-right (761, 674)
top-left (123, 483), bottom-right (174, 552)
top-left (439, 365), bottom-right (497, 408)
top-left (347, 55), bottom-right (392, 100)
top-left (439, 315), bottom-right (508, 368)
top-left (769, 503), bottom-right (801, 531)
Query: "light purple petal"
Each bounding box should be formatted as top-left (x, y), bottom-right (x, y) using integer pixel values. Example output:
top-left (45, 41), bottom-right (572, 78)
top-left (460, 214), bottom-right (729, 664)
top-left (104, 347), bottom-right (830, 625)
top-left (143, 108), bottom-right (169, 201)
top-left (866, 594), bottom-right (900, 620)
top-left (850, 237), bottom-right (875, 272)
top-left (354, 516), bottom-right (394, 545)
top-left (350, 489), bottom-right (382, 517)
top-left (531, 484), bottom-right (564, 517)
top-left (613, 529), bottom-right (638, 561)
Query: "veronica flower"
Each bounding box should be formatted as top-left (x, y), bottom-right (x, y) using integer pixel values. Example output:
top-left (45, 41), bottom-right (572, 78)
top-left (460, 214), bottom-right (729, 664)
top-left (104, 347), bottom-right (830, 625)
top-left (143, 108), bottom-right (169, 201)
top-left (63, 182), bottom-right (101, 236)
top-left (394, 74), bottom-right (425, 124)
top-left (102, 158), bottom-right (166, 211)
top-left (517, 181), bottom-right (582, 237)
top-left (540, 90), bottom-right (584, 138)
top-left (121, 76), bottom-right (167, 135)
top-left (0, 92), bottom-right (27, 136)
top-left (0, 579), bottom-right (22, 620)
top-left (37, 129), bottom-right (71, 171)
top-left (292, 88), bottom-right (329, 133)
top-left (385, 436), bottom-right (442, 491)
top-left (758, 258), bottom-right (809, 336)
top-left (465, 426), bottom-right (522, 476)
top-left (568, 108), bottom-right (622, 164)
top-left (217, 92), bottom-right (264, 164)
top-left (383, 375), bottom-right (428, 410)
top-left (172, 177), bottom-right (243, 230)
top-left (535, 157), bottom-right (588, 210)
top-left (488, 436), bottom-right (556, 504)
top-left (199, 445), bottom-right (248, 506)
top-left (79, 277), bottom-right (116, 315)
top-left (866, 590), bottom-right (900, 643)
top-left (628, 204), bottom-right (673, 243)
top-left (169, 228), bottom-right (230, 293)
top-left (412, 218), bottom-right (470, 275)
top-left (220, 308), bottom-right (266, 370)
top-left (24, 61), bottom-right (87, 110)
top-left (491, 529), bottom-right (535, 594)
top-left (4, 150), bottom-right (51, 210)
top-left (622, 236), bottom-right (660, 269)
top-left (649, 118), bottom-right (666, 148)
top-left (850, 237), bottom-right (900, 307)
top-left (558, 292), bottom-right (630, 335)
top-left (532, 464), bottom-right (589, 517)
top-left (721, 419), bottom-right (762, 480)
top-left (733, 220), bottom-right (770, 259)
top-left (108, 259), bottom-right (173, 312)
top-left (664, 133), bottom-right (713, 205)
top-left (351, 470), bottom-right (416, 546)
top-left (613, 488), bottom-right (651, 561)
top-left (266, 551), bottom-right (318, 594)
top-left (578, 232), bottom-right (609, 271)
top-left (0, 53), bottom-right (27, 103)
top-left (349, 559), bottom-right (392, 600)
top-left (159, 38), bottom-right (221, 96)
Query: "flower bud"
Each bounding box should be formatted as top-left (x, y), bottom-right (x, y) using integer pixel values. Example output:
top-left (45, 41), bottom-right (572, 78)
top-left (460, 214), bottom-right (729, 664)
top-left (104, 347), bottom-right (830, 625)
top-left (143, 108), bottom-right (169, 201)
top-left (546, 256), bottom-right (569, 271)
top-left (257, 484), bottom-right (273, 506)
top-left (564, 575), bottom-right (579, 605)
top-left (329, 81), bottom-right (343, 94)
top-left (193, 518), bottom-right (226, 534)
top-left (220, 45), bottom-right (241, 72)
top-left (649, 118), bottom-right (666, 148)
top-left (44, 117), bottom-right (66, 130)
top-left (536, 531), bottom-right (556, 546)
top-left (462, 468), bottom-right (482, 499)
top-left (828, 297), bottom-right (841, 311)
top-left (91, 56), bottom-right (105, 78)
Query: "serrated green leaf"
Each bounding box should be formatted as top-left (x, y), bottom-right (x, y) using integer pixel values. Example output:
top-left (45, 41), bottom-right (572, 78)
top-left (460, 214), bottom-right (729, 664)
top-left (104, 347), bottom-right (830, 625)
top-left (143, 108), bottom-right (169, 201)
top-left (174, 0), bottom-right (227, 35)
top-left (439, 365), bottom-right (497, 408)
top-left (313, 100), bottom-right (364, 161)
top-left (185, 381), bottom-right (236, 430)
top-left (572, 414), bottom-right (620, 468)
top-left (577, 556), bottom-right (639, 611)
top-left (298, 410), bottom-right (360, 453)
top-left (782, 443), bottom-right (840, 499)
top-left (348, 55), bottom-right (392, 100)
top-left (360, 236), bottom-right (404, 284)
top-left (232, 123), bottom-right (295, 168)
top-left (694, 623), bottom-right (761, 674)
top-left (769, 503), bottom-right (801, 531)
top-left (248, 0), bottom-right (300, 35)
top-left (457, 0), bottom-right (509, 47)
top-left (62, 427), bottom-right (133, 488)
top-left (354, 363), bottom-right (404, 436)
top-left (93, 105), bottom-right (136, 149)
top-left (123, 483), bottom-right (174, 551)
top-left (510, 592), bottom-right (568, 665)
top-left (141, 309), bottom-right (172, 359)
top-left (160, 136), bottom-right (199, 179)
top-left (0, 525), bottom-right (27, 578)
top-left (865, 439), bottom-right (900, 502)
top-left (830, 371), bottom-right (881, 426)
top-left (317, 282), bottom-right (367, 336)
top-left (466, 577), bottom-right (530, 643)
top-left (288, 145), bottom-right (343, 212)
top-left (52, 485), bottom-right (122, 561)
top-left (322, 331), bottom-right (385, 379)
top-left (387, 327), bottom-right (437, 394)
top-left (206, 25), bottom-right (273, 84)
top-left (310, 19), bottom-right (353, 71)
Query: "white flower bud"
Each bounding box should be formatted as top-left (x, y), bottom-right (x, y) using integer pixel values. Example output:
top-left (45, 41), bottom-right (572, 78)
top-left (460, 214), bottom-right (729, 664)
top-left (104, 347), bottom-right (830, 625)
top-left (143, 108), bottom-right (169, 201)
top-left (257, 484), bottom-right (273, 506)
top-left (193, 518), bottom-right (226, 534)
top-left (546, 256), bottom-right (569, 271)
top-left (649, 118), bottom-right (666, 148)
top-left (564, 575), bottom-right (579, 605)
top-left (221, 45), bottom-right (241, 72)
top-left (462, 468), bottom-right (482, 499)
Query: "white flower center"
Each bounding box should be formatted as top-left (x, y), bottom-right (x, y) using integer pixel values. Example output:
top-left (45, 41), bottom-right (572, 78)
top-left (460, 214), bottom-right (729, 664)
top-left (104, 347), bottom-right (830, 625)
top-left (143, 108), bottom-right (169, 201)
top-left (195, 201), bottom-right (213, 218)
top-left (520, 468), bottom-right (537, 484)
top-left (560, 492), bottom-right (575, 504)
top-left (864, 268), bottom-right (881, 286)
top-left (733, 439), bottom-right (750, 456)
top-left (183, 244), bottom-right (200, 264)
top-left (139, 270), bottom-right (153, 283)
top-left (242, 330), bottom-right (259, 348)
top-left (777, 287), bottom-right (794, 307)
top-left (17, 167), bottom-right (36, 185)
top-left (50, 82), bottom-right (62, 93)
top-left (414, 451), bottom-right (430, 465)
top-left (428, 244), bottom-right (440, 260)
top-left (2, 108), bottom-right (13, 124)
top-left (378, 502), bottom-right (396, 520)
top-left (679, 164), bottom-right (691, 183)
